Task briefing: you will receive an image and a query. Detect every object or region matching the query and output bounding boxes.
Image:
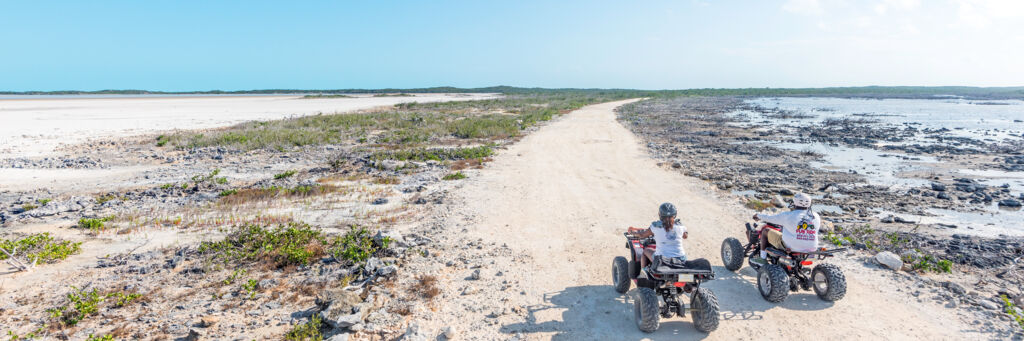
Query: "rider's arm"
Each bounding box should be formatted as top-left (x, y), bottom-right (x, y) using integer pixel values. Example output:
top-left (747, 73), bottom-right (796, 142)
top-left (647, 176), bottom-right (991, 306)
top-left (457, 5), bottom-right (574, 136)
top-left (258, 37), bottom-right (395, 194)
top-left (627, 226), bottom-right (653, 238)
top-left (755, 212), bottom-right (788, 226)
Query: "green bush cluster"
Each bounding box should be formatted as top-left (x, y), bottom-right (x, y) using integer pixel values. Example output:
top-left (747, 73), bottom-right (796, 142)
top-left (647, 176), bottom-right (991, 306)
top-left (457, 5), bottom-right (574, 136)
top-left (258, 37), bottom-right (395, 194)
top-left (77, 216), bottom-right (116, 233)
top-left (46, 287), bottom-right (143, 327)
top-left (192, 168), bottom-right (228, 185)
top-left (198, 223), bottom-right (325, 268)
top-left (442, 172), bottom-right (467, 180)
top-left (331, 226), bottom-right (389, 264)
top-left (909, 254), bottom-right (953, 273)
top-left (370, 145), bottom-right (494, 162)
top-left (0, 232), bottom-right (82, 264)
top-left (155, 134), bottom-right (170, 147)
top-left (274, 170), bottom-right (297, 179)
top-left (285, 315), bottom-right (323, 341)
top-left (1002, 295), bottom-right (1024, 329)
top-left (198, 223), bottom-right (391, 269)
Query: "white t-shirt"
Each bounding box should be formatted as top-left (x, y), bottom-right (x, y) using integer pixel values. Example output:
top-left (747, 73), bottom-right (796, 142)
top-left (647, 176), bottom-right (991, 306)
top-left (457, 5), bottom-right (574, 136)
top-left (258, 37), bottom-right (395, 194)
top-left (756, 209), bottom-right (821, 253)
top-left (649, 221), bottom-right (686, 258)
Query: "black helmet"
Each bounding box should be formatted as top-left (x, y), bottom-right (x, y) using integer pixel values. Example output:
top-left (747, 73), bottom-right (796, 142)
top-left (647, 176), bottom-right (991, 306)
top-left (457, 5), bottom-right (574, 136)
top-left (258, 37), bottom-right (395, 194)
top-left (659, 202), bottom-right (677, 218)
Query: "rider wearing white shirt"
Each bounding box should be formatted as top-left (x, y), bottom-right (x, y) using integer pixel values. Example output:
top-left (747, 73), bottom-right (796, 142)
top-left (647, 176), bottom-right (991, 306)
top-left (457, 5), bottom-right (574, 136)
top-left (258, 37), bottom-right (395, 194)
top-left (627, 203), bottom-right (688, 269)
top-left (752, 193), bottom-right (821, 263)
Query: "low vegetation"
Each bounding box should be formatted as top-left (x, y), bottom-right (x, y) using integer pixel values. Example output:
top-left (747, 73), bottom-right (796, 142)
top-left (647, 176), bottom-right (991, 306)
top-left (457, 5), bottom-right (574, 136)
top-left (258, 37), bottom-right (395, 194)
top-left (442, 172), bottom-right (466, 180)
top-left (370, 145), bottom-right (494, 162)
top-left (1002, 295), bottom-right (1024, 330)
top-left (198, 223), bottom-right (389, 270)
top-left (77, 216), bottom-right (116, 233)
top-left (157, 93), bottom-right (639, 153)
top-left (284, 315), bottom-right (323, 340)
top-left (825, 224), bottom-right (953, 273)
top-left (192, 168), bottom-right (228, 186)
top-left (0, 232), bottom-right (82, 265)
top-left (217, 184), bottom-right (341, 206)
top-left (46, 286), bottom-right (144, 328)
top-left (414, 275), bottom-right (441, 299)
top-left (274, 170), bottom-right (297, 179)
top-left (302, 94), bottom-right (352, 98)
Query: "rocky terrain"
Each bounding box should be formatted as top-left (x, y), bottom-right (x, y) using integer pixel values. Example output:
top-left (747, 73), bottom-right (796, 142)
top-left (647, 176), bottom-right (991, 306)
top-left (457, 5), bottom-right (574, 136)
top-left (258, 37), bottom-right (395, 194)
top-left (617, 96), bottom-right (1024, 338)
top-left (3, 95), bottom-right (1023, 340)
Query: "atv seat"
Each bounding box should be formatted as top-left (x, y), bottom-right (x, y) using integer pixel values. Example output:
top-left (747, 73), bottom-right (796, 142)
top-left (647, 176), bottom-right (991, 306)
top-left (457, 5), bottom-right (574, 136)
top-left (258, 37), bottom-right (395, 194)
top-left (653, 258), bottom-right (714, 275)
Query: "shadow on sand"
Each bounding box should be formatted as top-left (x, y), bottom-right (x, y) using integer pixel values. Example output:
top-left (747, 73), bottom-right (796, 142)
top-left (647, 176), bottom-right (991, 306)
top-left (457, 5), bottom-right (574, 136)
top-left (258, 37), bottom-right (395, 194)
top-left (501, 265), bottom-right (835, 340)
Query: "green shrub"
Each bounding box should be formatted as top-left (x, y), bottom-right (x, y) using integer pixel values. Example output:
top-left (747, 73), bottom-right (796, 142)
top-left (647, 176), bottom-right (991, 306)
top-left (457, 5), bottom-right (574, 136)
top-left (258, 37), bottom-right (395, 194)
top-left (330, 226), bottom-right (389, 263)
top-left (192, 169), bottom-right (227, 185)
top-left (219, 189), bottom-right (238, 197)
top-left (38, 198), bottom-right (52, 206)
top-left (77, 216), bottom-right (115, 233)
top-left (285, 315), bottom-right (323, 341)
top-left (1002, 295), bottom-right (1024, 329)
top-left (442, 172), bottom-right (466, 180)
top-left (156, 135), bottom-right (170, 147)
top-left (47, 287), bottom-right (142, 327)
top-left (21, 204), bottom-right (38, 211)
top-left (198, 223), bottom-right (326, 268)
top-left (0, 233), bottom-right (82, 264)
top-left (160, 183), bottom-right (174, 190)
top-left (274, 170), bottom-right (297, 179)
top-left (912, 254), bottom-right (953, 273)
top-left (370, 146), bottom-right (494, 162)
top-left (744, 198), bottom-right (772, 211)
top-left (47, 287), bottom-right (105, 327)
top-left (243, 279), bottom-right (259, 299)
top-left (109, 292), bottom-right (142, 308)
top-left (95, 194), bottom-right (119, 205)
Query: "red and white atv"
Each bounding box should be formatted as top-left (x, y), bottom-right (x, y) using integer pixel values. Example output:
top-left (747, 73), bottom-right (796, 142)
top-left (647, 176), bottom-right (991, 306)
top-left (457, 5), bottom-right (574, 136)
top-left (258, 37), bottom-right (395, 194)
top-left (613, 232), bottom-right (719, 333)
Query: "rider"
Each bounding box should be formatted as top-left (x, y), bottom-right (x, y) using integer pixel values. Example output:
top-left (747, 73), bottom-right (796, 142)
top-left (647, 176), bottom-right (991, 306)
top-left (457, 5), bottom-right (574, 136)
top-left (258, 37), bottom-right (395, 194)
top-left (751, 192), bottom-right (820, 265)
top-left (627, 202), bottom-right (688, 270)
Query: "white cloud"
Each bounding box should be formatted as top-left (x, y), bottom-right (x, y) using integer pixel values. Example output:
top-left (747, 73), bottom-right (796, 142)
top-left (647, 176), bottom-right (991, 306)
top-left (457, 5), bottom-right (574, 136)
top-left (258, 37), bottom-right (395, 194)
top-left (951, 0), bottom-right (1024, 29)
top-left (783, 0), bottom-right (823, 15)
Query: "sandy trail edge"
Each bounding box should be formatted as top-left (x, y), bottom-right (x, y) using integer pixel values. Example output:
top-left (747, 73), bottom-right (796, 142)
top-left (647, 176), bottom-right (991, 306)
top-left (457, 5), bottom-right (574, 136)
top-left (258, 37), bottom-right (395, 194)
top-left (425, 99), bottom-right (978, 340)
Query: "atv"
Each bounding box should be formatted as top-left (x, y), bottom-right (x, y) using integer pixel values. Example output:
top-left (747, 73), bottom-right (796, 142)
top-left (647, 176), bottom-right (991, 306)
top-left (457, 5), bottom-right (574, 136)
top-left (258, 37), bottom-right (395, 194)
top-left (720, 222), bottom-right (847, 303)
top-left (613, 232), bottom-right (719, 333)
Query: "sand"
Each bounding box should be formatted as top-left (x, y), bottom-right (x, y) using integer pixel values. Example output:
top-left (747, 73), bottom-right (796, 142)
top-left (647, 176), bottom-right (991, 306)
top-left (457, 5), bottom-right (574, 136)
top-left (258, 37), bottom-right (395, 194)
top-left (0, 93), bottom-right (497, 159)
top-left (421, 99), bottom-right (977, 339)
top-left (0, 93), bottom-right (496, 192)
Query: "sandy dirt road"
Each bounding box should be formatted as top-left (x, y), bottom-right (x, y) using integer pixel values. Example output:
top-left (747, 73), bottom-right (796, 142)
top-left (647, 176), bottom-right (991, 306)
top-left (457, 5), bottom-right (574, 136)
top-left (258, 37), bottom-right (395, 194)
top-left (422, 99), bottom-right (978, 340)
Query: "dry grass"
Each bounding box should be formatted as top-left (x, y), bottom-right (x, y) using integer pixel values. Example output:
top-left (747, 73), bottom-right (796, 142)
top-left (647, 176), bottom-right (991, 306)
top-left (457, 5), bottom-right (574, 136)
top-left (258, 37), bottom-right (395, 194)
top-left (451, 157), bottom-right (492, 170)
top-left (217, 184), bottom-right (344, 206)
top-left (413, 275), bottom-right (441, 299)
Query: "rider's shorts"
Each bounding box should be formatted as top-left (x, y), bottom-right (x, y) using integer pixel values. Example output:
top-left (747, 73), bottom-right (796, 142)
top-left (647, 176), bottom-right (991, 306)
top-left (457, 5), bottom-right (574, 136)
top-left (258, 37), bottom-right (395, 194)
top-left (766, 228), bottom-right (785, 249)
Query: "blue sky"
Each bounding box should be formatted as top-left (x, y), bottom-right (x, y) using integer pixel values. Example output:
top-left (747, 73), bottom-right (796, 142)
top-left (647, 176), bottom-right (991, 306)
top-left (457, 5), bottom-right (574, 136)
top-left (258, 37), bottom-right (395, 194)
top-left (1, 0), bottom-right (1022, 91)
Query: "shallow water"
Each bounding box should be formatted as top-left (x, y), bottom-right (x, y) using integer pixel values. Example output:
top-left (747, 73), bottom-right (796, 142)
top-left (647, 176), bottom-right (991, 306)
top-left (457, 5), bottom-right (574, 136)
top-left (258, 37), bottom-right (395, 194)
top-left (730, 97), bottom-right (1024, 235)
top-left (743, 97), bottom-right (1024, 141)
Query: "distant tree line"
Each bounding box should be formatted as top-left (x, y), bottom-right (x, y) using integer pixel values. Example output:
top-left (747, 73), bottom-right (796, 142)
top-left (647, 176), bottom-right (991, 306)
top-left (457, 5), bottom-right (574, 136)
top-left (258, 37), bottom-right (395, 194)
top-left (3, 85), bottom-right (1023, 100)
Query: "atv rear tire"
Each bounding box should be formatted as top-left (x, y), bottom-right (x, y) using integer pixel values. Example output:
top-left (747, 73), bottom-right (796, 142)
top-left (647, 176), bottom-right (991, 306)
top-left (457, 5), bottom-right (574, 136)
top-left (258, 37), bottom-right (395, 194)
top-left (721, 237), bottom-right (744, 271)
top-left (634, 287), bottom-right (660, 333)
top-left (628, 259), bottom-right (640, 279)
top-left (757, 264), bottom-right (789, 303)
top-left (691, 287), bottom-right (720, 333)
top-left (812, 263), bottom-right (847, 301)
top-left (613, 256), bottom-right (631, 294)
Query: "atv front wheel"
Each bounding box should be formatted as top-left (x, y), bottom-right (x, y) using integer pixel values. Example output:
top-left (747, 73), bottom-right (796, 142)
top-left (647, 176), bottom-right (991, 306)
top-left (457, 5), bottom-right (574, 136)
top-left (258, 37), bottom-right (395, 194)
top-left (634, 287), bottom-right (660, 333)
top-left (691, 287), bottom-right (720, 333)
top-left (721, 237), bottom-right (744, 271)
top-left (613, 256), bottom-right (631, 294)
top-left (628, 259), bottom-right (640, 279)
top-left (757, 264), bottom-right (789, 303)
top-left (812, 263), bottom-right (847, 301)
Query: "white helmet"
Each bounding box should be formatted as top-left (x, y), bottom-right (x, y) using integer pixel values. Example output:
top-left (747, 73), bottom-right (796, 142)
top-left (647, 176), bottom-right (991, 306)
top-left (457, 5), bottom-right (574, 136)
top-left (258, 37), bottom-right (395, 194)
top-left (792, 192), bottom-right (812, 208)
